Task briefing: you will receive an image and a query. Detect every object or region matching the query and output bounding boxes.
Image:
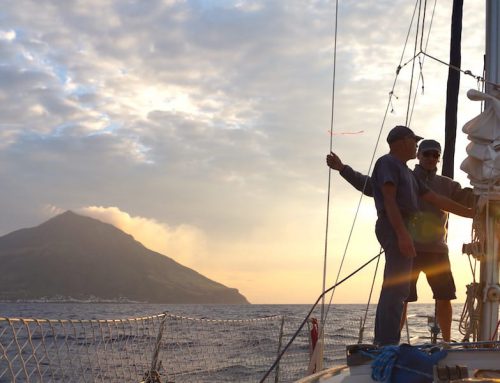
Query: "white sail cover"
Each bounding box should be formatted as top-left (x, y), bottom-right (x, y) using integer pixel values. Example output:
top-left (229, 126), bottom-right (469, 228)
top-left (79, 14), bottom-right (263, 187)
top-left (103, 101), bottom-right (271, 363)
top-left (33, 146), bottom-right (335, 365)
top-left (460, 89), bottom-right (500, 194)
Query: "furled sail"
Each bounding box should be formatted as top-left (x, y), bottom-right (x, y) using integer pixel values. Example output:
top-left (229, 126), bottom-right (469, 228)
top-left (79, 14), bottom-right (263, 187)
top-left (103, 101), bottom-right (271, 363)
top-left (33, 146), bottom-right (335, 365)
top-left (460, 89), bottom-right (500, 193)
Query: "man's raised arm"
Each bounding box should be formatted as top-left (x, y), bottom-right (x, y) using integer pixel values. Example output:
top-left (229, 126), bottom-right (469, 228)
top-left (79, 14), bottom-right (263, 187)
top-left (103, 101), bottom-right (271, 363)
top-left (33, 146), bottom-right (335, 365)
top-left (326, 152), bottom-right (374, 197)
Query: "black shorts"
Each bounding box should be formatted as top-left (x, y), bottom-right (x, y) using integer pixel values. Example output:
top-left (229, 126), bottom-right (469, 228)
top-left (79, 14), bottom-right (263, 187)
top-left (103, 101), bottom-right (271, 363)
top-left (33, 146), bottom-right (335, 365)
top-left (406, 251), bottom-right (456, 302)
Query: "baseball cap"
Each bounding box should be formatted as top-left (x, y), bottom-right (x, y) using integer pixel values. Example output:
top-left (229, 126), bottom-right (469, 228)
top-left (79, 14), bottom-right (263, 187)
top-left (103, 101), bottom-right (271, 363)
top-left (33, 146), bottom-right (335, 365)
top-left (386, 125), bottom-right (423, 144)
top-left (418, 139), bottom-right (441, 154)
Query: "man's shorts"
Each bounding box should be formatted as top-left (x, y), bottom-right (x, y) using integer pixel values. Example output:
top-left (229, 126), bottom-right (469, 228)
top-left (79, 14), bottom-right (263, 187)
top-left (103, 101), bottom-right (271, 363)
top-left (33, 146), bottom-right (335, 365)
top-left (406, 251), bottom-right (456, 302)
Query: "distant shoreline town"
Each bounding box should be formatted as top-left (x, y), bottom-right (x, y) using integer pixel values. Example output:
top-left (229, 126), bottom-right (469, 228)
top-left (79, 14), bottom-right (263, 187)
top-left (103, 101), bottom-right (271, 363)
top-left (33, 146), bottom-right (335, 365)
top-left (0, 296), bottom-right (144, 304)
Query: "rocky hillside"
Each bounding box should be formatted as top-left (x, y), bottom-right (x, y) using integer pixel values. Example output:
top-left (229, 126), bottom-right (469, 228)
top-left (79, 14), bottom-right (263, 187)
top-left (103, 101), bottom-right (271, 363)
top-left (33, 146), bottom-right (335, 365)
top-left (0, 211), bottom-right (248, 304)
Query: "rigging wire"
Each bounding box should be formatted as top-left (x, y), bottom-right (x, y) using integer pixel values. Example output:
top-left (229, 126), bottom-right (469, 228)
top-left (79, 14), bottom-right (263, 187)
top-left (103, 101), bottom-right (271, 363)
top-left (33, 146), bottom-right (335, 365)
top-left (258, 251), bottom-right (384, 383)
top-left (421, 51), bottom-right (497, 87)
top-left (406, 0), bottom-right (424, 126)
top-left (320, 0), bottom-right (494, 358)
top-left (321, 0), bottom-right (340, 336)
top-left (419, 0), bottom-right (428, 51)
top-left (396, 52), bottom-right (494, 90)
top-left (359, 248), bottom-right (382, 343)
top-left (408, 0), bottom-right (438, 126)
top-left (409, 55), bottom-right (425, 122)
top-left (321, 0), bottom-right (422, 330)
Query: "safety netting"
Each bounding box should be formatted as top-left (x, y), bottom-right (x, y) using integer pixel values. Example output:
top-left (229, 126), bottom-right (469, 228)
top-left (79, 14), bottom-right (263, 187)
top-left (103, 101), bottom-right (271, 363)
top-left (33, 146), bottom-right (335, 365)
top-left (0, 310), bottom-right (376, 382)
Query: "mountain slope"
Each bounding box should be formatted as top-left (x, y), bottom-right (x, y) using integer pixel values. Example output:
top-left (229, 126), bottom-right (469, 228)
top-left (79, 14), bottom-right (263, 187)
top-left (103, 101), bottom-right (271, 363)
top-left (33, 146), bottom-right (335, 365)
top-left (0, 211), bottom-right (249, 304)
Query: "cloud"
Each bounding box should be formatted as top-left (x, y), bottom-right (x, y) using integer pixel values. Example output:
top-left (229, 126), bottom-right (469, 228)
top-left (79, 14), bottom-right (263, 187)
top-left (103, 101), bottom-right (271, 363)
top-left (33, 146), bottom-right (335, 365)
top-left (0, 29), bottom-right (16, 41)
top-left (0, 0), bottom-right (485, 302)
top-left (75, 206), bottom-right (208, 268)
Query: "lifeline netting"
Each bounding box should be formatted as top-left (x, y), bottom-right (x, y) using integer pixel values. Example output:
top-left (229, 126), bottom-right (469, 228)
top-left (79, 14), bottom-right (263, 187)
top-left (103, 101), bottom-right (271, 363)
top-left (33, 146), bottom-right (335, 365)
top-left (0, 311), bottom-right (375, 383)
top-left (0, 314), bottom-right (165, 382)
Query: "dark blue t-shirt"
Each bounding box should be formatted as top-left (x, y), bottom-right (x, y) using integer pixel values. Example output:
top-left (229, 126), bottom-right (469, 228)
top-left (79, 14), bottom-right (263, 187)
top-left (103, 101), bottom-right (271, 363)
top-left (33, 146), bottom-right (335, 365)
top-left (372, 154), bottom-right (429, 219)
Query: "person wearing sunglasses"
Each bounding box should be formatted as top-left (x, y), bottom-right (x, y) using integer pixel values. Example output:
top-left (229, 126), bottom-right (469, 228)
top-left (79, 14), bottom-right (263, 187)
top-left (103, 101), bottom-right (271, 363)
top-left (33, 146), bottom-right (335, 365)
top-left (326, 137), bottom-right (475, 343)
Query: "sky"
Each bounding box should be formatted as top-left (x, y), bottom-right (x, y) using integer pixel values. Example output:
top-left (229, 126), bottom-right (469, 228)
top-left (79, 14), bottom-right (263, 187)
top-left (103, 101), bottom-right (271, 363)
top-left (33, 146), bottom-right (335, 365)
top-left (0, 0), bottom-right (488, 304)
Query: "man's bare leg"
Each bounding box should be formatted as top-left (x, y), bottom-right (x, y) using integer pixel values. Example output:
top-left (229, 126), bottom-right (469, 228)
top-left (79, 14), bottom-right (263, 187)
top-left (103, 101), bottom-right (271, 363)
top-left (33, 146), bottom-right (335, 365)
top-left (436, 299), bottom-right (452, 342)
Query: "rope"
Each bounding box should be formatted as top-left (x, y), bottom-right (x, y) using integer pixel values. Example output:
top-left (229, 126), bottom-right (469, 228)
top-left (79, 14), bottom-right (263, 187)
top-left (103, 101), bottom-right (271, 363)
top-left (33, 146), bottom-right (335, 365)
top-left (459, 282), bottom-right (482, 341)
top-left (396, 48), bottom-right (496, 88)
top-left (259, 250), bottom-right (383, 383)
top-left (1, 313), bottom-right (176, 382)
top-left (0, 326), bottom-right (16, 382)
top-left (359, 247), bottom-right (382, 343)
top-left (421, 51), bottom-right (498, 88)
top-left (370, 346), bottom-right (400, 382)
top-left (321, 0), bottom-right (340, 331)
top-left (418, 340), bottom-right (500, 349)
top-left (145, 313), bottom-right (168, 383)
top-left (406, 0), bottom-right (423, 125)
top-left (274, 316), bottom-right (285, 383)
top-left (315, 0), bottom-right (491, 372)
top-left (24, 318), bottom-right (43, 382)
top-left (0, 313), bottom-right (168, 323)
top-left (491, 320), bottom-right (500, 341)
top-left (11, 319), bottom-right (29, 381)
top-left (161, 312), bottom-right (282, 323)
top-left (35, 319), bottom-right (56, 382)
top-left (49, 320), bottom-right (64, 382)
top-left (71, 320), bottom-right (87, 381)
top-left (408, 0), bottom-right (438, 126)
top-left (458, 194), bottom-right (494, 342)
top-left (321, 0), bottom-right (421, 335)
top-left (419, 0), bottom-right (428, 52)
top-left (361, 346), bottom-right (436, 382)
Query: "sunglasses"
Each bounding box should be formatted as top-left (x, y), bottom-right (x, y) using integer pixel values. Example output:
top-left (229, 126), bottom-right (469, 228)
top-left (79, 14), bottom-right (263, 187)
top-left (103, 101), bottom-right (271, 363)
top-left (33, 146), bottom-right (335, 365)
top-left (422, 151), bottom-right (440, 159)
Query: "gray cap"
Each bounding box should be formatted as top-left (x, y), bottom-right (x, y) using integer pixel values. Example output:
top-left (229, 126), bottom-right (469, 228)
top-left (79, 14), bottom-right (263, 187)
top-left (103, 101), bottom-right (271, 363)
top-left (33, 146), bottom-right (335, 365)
top-left (386, 125), bottom-right (423, 144)
top-left (418, 139), bottom-right (441, 153)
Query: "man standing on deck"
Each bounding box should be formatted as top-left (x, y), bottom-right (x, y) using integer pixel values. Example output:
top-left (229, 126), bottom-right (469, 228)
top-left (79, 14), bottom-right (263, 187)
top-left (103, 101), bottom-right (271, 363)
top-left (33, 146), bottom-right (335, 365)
top-left (328, 125), bottom-right (474, 346)
top-left (326, 139), bottom-right (474, 342)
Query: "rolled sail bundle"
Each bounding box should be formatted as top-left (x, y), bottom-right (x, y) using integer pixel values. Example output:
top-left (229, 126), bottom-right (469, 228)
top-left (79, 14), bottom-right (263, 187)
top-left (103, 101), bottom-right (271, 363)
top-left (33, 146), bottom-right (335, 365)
top-left (460, 89), bottom-right (500, 194)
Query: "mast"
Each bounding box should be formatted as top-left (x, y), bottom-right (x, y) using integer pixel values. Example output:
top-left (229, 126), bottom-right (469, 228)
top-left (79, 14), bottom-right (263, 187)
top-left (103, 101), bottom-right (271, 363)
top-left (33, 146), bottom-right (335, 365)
top-left (478, 0), bottom-right (500, 342)
top-left (461, 1), bottom-right (500, 341)
top-left (442, 0), bottom-right (463, 179)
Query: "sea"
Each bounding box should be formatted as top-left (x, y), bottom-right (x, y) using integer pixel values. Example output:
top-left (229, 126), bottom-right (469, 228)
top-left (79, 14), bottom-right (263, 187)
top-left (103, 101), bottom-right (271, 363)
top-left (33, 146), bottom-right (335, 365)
top-left (0, 303), bottom-right (472, 382)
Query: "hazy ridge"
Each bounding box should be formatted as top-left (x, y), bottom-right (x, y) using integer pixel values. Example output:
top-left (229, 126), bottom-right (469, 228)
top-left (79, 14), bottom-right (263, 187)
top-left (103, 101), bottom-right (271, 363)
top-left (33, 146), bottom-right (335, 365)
top-left (0, 211), bottom-right (248, 304)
